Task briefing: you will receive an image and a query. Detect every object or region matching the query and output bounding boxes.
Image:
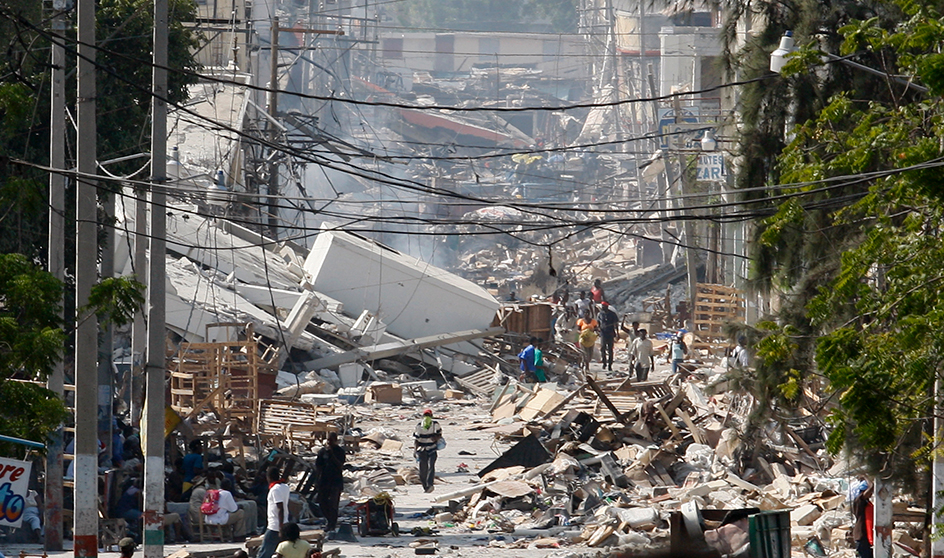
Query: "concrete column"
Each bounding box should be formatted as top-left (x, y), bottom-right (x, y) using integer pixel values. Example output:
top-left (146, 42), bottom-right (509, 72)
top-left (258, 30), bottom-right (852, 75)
top-left (74, 0), bottom-right (99, 554)
top-left (143, 0), bottom-right (168, 554)
top-left (45, 9), bottom-right (67, 551)
top-left (873, 476), bottom-right (893, 558)
top-left (932, 382), bottom-right (944, 558)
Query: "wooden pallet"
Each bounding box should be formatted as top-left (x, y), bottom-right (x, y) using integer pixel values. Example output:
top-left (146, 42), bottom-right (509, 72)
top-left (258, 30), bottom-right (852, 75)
top-left (492, 303), bottom-right (553, 340)
top-left (692, 283), bottom-right (745, 346)
top-left (455, 366), bottom-right (499, 396)
top-left (256, 398), bottom-right (341, 452)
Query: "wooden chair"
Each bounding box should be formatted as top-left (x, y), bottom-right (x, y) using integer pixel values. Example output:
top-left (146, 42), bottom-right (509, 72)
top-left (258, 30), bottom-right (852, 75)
top-left (198, 512), bottom-right (231, 542)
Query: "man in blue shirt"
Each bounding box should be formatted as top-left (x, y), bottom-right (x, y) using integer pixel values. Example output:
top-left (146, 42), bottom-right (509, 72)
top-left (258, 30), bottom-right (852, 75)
top-left (517, 337), bottom-right (538, 382)
top-left (182, 439), bottom-right (204, 493)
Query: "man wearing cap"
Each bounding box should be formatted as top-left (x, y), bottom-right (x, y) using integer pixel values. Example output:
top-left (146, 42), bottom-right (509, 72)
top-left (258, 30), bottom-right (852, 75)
top-left (413, 409), bottom-right (442, 493)
top-left (598, 302), bottom-right (619, 372)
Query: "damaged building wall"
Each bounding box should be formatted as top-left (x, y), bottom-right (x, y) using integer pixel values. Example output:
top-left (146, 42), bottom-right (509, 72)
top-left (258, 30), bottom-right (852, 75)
top-left (303, 229), bottom-right (501, 341)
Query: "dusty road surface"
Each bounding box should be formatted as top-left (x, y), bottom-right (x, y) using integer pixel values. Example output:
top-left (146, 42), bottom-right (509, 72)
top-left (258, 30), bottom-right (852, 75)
top-left (5, 360), bottom-right (811, 558)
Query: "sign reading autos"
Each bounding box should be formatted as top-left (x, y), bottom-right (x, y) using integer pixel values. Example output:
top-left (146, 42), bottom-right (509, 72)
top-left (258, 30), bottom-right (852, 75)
top-left (0, 457), bottom-right (32, 527)
top-left (697, 153), bottom-right (726, 182)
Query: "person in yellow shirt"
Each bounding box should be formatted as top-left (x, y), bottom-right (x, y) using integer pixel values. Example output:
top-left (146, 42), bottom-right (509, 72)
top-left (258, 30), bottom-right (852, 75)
top-left (576, 316), bottom-right (598, 373)
top-left (275, 523), bottom-right (311, 558)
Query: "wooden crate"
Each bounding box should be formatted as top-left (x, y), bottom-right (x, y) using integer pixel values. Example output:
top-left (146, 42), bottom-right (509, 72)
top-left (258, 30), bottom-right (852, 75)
top-left (168, 323), bottom-right (277, 427)
top-left (492, 303), bottom-right (553, 340)
top-left (256, 398), bottom-right (341, 452)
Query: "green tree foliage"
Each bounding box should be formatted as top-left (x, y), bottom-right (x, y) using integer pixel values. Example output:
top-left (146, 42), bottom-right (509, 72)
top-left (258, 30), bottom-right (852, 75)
top-left (397, 0), bottom-right (578, 33)
top-left (0, 1), bottom-right (191, 456)
top-left (0, 0), bottom-right (201, 257)
top-left (96, 0), bottom-right (201, 165)
top-left (728, 0), bottom-right (944, 485)
top-left (0, 254), bottom-right (144, 457)
top-left (0, 254), bottom-right (70, 456)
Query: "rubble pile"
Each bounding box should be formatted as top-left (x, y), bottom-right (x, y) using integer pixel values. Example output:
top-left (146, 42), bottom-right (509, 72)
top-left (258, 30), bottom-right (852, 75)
top-left (294, 344), bottom-right (927, 558)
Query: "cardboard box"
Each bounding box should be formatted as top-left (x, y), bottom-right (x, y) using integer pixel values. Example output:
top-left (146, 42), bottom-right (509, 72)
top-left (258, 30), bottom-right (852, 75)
top-left (365, 383), bottom-right (402, 404)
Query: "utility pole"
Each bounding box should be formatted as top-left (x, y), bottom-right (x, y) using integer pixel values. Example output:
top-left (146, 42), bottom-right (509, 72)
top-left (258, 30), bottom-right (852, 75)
top-left (98, 202), bottom-right (115, 463)
top-left (143, 0), bottom-right (168, 554)
top-left (933, 381), bottom-right (944, 558)
top-left (74, 0), bottom-right (99, 554)
top-left (44, 4), bottom-right (67, 551)
top-left (131, 186), bottom-right (148, 426)
top-left (267, 16), bottom-right (280, 240)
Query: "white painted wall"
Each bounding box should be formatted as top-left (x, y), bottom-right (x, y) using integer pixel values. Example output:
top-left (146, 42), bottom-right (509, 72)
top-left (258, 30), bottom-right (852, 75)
top-left (303, 230), bottom-right (500, 340)
top-left (658, 26), bottom-right (722, 97)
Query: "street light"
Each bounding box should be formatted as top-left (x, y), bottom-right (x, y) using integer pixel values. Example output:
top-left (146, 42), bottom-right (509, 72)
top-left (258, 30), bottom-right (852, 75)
top-left (770, 31), bottom-right (795, 73)
top-left (770, 30), bottom-right (928, 93)
top-left (700, 130), bottom-right (718, 153)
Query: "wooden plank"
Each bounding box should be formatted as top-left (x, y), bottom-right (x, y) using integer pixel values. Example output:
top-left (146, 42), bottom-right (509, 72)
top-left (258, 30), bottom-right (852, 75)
top-left (586, 376), bottom-right (625, 423)
top-left (675, 408), bottom-right (704, 445)
top-left (654, 403), bottom-right (681, 438)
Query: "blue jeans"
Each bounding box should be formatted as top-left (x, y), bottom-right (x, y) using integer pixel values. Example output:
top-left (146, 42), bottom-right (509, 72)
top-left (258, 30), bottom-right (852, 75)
top-left (671, 359), bottom-right (683, 374)
top-left (256, 528), bottom-right (280, 558)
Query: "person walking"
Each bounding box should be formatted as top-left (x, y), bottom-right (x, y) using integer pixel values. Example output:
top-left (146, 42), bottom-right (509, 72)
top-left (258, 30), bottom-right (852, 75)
top-left (533, 339), bottom-right (547, 382)
top-left (576, 314), bottom-right (598, 374)
top-left (630, 329), bottom-right (654, 382)
top-left (597, 302), bottom-right (618, 371)
top-left (413, 409), bottom-right (442, 493)
top-left (590, 279), bottom-right (605, 303)
top-left (517, 337), bottom-right (538, 382)
top-left (670, 331), bottom-right (688, 375)
top-left (575, 291), bottom-right (591, 319)
top-left (852, 478), bottom-right (874, 558)
top-left (257, 466), bottom-right (291, 558)
top-left (315, 432), bottom-right (345, 531)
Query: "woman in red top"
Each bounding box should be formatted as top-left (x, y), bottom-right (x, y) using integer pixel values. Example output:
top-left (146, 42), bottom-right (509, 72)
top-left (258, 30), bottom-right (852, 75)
top-left (852, 479), bottom-right (874, 558)
top-left (591, 279), bottom-right (605, 303)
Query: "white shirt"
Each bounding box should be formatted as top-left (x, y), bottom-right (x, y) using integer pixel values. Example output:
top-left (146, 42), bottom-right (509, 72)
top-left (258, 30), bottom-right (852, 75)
top-left (575, 298), bottom-right (591, 316)
top-left (266, 482), bottom-right (291, 532)
top-left (205, 489), bottom-right (239, 525)
top-left (631, 337), bottom-right (654, 366)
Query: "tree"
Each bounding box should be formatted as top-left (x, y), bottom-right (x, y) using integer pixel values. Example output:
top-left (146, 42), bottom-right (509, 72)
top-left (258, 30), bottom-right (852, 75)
top-left (726, 0), bottom-right (944, 489)
top-left (0, 254), bottom-right (143, 457)
top-left (0, 0), bottom-right (201, 257)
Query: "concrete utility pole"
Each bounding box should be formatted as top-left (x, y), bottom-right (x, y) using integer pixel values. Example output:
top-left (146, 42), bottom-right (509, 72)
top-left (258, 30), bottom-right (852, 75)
top-left (267, 16), bottom-right (280, 240)
top-left (131, 187), bottom-right (148, 426)
top-left (142, 0), bottom-right (168, 554)
top-left (74, 0), bottom-right (99, 554)
top-left (45, 5), bottom-right (67, 551)
top-left (873, 476), bottom-right (893, 558)
top-left (98, 203), bottom-right (115, 462)
top-left (934, 380), bottom-right (944, 558)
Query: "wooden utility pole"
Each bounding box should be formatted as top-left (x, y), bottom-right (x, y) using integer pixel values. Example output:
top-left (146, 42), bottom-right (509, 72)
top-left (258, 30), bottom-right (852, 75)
top-left (143, 0), bottom-right (168, 554)
top-left (44, 5), bottom-right (66, 551)
top-left (74, 0), bottom-right (100, 553)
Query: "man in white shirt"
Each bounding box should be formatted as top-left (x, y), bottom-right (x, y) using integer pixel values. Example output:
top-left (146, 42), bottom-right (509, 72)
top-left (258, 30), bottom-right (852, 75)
top-left (257, 466), bottom-right (291, 558)
top-left (630, 329), bottom-right (654, 382)
top-left (203, 479), bottom-right (246, 540)
top-left (575, 291), bottom-right (591, 319)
